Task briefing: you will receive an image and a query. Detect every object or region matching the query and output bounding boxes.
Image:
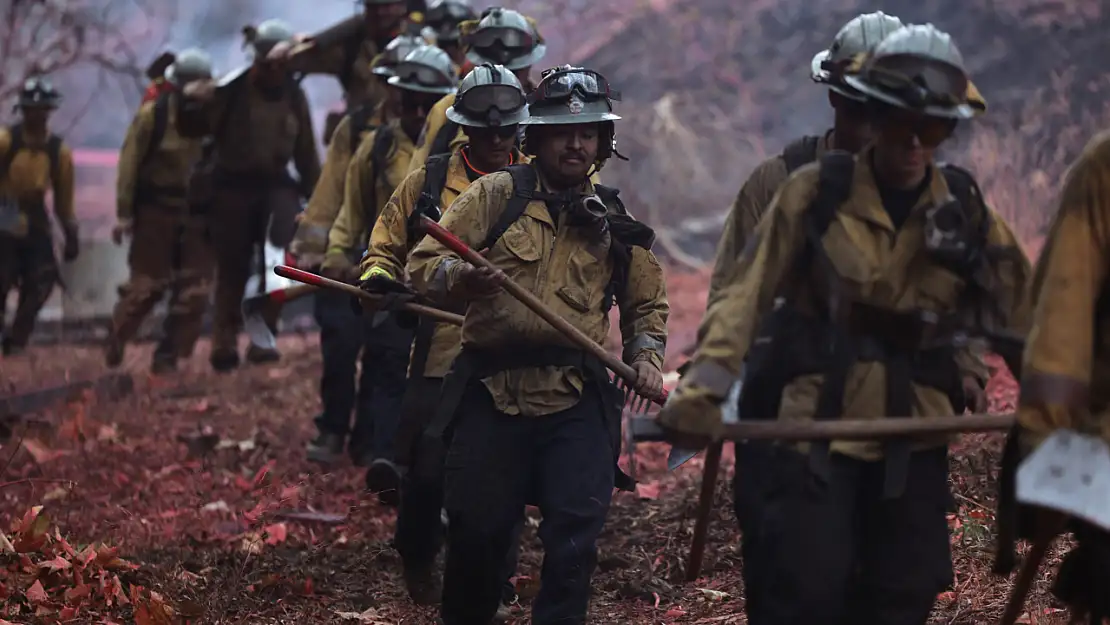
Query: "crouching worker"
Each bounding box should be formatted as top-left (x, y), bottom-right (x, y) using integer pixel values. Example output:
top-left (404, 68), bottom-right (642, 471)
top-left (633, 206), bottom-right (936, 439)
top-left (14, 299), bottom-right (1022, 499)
top-left (407, 65), bottom-right (668, 625)
top-left (359, 63), bottom-right (529, 617)
top-left (657, 26), bottom-right (1033, 625)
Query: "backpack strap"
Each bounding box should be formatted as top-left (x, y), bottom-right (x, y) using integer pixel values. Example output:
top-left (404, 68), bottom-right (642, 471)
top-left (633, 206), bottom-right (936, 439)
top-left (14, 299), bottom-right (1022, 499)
top-left (428, 119), bottom-right (460, 160)
top-left (143, 91), bottom-right (171, 165)
top-left (2, 125), bottom-right (62, 185)
top-left (1, 125), bottom-right (24, 181)
top-left (480, 163), bottom-right (536, 251)
top-left (781, 135), bottom-right (822, 176)
top-left (808, 150), bottom-right (855, 240)
top-left (407, 152), bottom-right (453, 246)
top-left (348, 105), bottom-right (376, 156)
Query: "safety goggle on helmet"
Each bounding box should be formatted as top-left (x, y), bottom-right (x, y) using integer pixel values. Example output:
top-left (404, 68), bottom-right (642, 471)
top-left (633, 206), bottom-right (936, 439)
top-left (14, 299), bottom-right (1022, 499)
top-left (463, 8), bottom-right (545, 70)
top-left (387, 46), bottom-right (458, 95)
top-left (521, 66), bottom-right (621, 125)
top-left (446, 63), bottom-right (528, 126)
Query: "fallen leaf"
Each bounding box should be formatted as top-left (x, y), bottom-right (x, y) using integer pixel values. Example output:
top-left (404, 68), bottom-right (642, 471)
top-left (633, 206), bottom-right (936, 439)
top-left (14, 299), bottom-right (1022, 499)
top-left (201, 500), bottom-right (230, 514)
top-left (267, 367), bottom-right (292, 379)
top-left (251, 460), bottom-right (276, 489)
top-left (20, 439), bottom-right (71, 464)
top-left (25, 579), bottom-right (48, 603)
top-left (273, 510), bottom-right (347, 524)
top-left (43, 486), bottom-right (69, 501)
top-left (636, 481), bottom-right (661, 500)
top-left (699, 588), bottom-right (729, 600)
top-left (335, 608), bottom-right (391, 623)
top-left (39, 555), bottom-right (72, 572)
top-left (64, 583), bottom-right (91, 604)
top-left (97, 423), bottom-right (121, 442)
top-left (263, 523), bottom-right (287, 545)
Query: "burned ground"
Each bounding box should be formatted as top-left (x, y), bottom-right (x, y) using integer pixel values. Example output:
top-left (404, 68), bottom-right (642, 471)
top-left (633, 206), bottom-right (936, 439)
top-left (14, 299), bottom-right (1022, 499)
top-left (0, 271), bottom-right (1070, 625)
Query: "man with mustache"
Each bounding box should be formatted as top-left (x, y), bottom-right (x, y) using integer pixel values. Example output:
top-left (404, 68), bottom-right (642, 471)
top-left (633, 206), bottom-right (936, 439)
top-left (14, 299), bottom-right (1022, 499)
top-left (658, 25), bottom-right (1033, 624)
top-left (408, 65), bottom-right (668, 625)
top-left (323, 46), bottom-right (457, 479)
top-left (358, 62), bottom-right (528, 618)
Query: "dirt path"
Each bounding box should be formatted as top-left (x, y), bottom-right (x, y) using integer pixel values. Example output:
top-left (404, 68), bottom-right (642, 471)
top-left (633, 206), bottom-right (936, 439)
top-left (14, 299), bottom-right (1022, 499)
top-left (0, 336), bottom-right (1068, 624)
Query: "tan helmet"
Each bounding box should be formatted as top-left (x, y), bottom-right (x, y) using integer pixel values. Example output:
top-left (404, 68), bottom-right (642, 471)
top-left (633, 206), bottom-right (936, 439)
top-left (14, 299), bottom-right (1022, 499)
top-left (446, 63), bottom-right (529, 126)
top-left (372, 34), bottom-right (431, 77)
top-left (165, 48), bottom-right (213, 87)
top-left (811, 11), bottom-right (905, 100)
top-left (387, 46), bottom-right (458, 94)
top-left (844, 23), bottom-right (976, 119)
top-left (463, 8), bottom-right (546, 71)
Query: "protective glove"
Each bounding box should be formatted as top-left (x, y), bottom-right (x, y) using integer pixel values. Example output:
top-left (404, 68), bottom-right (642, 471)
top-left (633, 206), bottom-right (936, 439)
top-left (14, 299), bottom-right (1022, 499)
top-left (654, 360), bottom-right (731, 447)
top-left (360, 272), bottom-right (418, 311)
top-left (62, 223), bottom-right (79, 261)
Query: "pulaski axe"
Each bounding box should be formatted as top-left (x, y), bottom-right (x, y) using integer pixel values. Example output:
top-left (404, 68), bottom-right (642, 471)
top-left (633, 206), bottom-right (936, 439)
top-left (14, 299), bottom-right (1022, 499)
top-left (242, 283), bottom-right (319, 351)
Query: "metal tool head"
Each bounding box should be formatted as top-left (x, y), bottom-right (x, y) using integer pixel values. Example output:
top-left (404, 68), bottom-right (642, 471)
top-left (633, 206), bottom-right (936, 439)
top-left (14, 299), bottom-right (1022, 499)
top-left (242, 301), bottom-right (278, 352)
top-left (1016, 429), bottom-right (1110, 532)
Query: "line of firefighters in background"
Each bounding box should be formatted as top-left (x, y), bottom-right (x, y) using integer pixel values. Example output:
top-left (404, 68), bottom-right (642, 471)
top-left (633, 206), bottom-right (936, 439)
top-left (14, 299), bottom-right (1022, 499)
top-left (3, 1), bottom-right (1109, 624)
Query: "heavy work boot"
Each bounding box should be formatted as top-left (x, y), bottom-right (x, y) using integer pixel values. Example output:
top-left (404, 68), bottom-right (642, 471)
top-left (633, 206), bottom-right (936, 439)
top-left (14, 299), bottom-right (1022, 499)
top-left (209, 348), bottom-right (240, 373)
top-left (366, 458), bottom-right (402, 507)
top-left (246, 344), bottom-right (281, 364)
top-left (403, 562), bottom-right (443, 605)
top-left (103, 331), bottom-right (125, 368)
top-left (306, 431), bottom-right (346, 465)
top-left (150, 336), bottom-right (177, 375)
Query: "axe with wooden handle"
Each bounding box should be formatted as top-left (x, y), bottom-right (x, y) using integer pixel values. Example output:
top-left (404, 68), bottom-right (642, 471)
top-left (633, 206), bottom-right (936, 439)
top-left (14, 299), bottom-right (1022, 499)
top-left (418, 216), bottom-right (668, 404)
top-left (273, 265), bottom-right (464, 326)
top-left (241, 283), bottom-right (319, 351)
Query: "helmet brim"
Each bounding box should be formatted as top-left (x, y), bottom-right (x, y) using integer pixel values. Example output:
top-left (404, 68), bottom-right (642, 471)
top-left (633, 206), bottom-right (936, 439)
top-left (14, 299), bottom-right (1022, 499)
top-left (446, 105), bottom-right (529, 126)
top-left (810, 50), bottom-right (831, 83)
top-left (843, 75), bottom-right (976, 120)
top-left (519, 112), bottom-right (620, 125)
top-left (387, 75), bottom-right (456, 94)
top-left (466, 42), bottom-right (546, 71)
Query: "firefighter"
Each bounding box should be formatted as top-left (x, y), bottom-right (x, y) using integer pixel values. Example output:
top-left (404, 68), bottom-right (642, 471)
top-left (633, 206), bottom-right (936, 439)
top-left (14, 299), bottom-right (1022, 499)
top-left (708, 11), bottom-right (990, 310)
top-left (0, 77), bottom-right (77, 356)
top-left (358, 63), bottom-right (528, 615)
top-left (407, 7), bottom-right (546, 172)
top-left (407, 65), bottom-right (668, 625)
top-left (179, 19), bottom-right (321, 371)
top-left (658, 25), bottom-right (1033, 625)
top-left (321, 46), bottom-right (456, 473)
top-left (105, 49), bottom-right (215, 373)
top-left (274, 0), bottom-right (423, 143)
top-left (425, 0), bottom-right (477, 71)
top-left (299, 35), bottom-right (426, 467)
top-left (992, 132), bottom-right (1110, 622)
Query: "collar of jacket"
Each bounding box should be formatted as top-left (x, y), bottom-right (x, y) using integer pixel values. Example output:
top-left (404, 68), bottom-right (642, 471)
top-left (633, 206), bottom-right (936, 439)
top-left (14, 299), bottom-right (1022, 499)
top-left (840, 145), bottom-right (953, 233)
top-left (520, 164), bottom-right (595, 228)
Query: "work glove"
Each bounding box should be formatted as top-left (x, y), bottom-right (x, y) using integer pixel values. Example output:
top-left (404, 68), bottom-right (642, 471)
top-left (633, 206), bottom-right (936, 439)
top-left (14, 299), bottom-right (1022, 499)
top-left (359, 269), bottom-right (419, 328)
top-left (654, 360), bottom-right (731, 447)
top-left (448, 256), bottom-right (504, 301)
top-left (62, 223), bottom-right (79, 261)
top-left (629, 354), bottom-right (664, 401)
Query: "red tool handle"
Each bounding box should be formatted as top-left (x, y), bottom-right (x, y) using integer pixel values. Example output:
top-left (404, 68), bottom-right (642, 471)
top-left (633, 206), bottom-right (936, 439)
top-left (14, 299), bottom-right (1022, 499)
top-left (419, 216), bottom-right (668, 404)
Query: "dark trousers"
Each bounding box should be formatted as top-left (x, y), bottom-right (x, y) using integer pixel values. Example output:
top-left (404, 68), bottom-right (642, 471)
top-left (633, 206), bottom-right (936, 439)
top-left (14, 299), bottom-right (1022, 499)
top-left (361, 313), bottom-right (413, 460)
top-left (0, 231), bottom-right (57, 349)
top-left (440, 384), bottom-right (614, 625)
top-left (733, 443), bottom-right (953, 625)
top-left (312, 290), bottom-right (371, 446)
top-left (394, 376), bottom-right (522, 602)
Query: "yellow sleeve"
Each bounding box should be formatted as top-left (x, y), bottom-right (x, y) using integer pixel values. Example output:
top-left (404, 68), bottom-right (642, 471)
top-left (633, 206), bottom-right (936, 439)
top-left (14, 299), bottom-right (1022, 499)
top-left (618, 246), bottom-right (670, 370)
top-left (360, 167), bottom-right (426, 281)
top-left (707, 156), bottom-right (787, 309)
top-left (408, 173), bottom-right (505, 303)
top-left (292, 87), bottom-right (321, 196)
top-left (115, 103), bottom-right (155, 221)
top-left (1018, 134), bottom-right (1110, 449)
top-left (658, 172), bottom-right (812, 436)
top-left (323, 142), bottom-right (373, 270)
top-left (296, 116), bottom-right (354, 254)
top-left (53, 143), bottom-right (76, 229)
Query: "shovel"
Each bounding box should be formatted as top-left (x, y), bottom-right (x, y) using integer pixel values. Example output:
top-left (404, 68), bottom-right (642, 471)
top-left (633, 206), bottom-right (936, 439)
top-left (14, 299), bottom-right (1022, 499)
top-left (273, 265), bottom-right (464, 326)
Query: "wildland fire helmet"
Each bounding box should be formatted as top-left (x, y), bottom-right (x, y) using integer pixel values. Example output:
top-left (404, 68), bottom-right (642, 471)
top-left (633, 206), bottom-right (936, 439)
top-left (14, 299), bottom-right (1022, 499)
top-left (446, 63), bottom-right (529, 126)
top-left (521, 66), bottom-right (624, 163)
top-left (427, 0), bottom-right (476, 43)
top-left (462, 8), bottom-right (546, 71)
top-left (165, 48), bottom-right (213, 87)
top-left (387, 46), bottom-right (458, 94)
top-left (811, 11), bottom-right (905, 100)
top-left (844, 23), bottom-right (977, 119)
top-left (246, 19), bottom-right (296, 60)
top-left (18, 77), bottom-right (61, 110)
top-left (372, 34), bottom-right (430, 77)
